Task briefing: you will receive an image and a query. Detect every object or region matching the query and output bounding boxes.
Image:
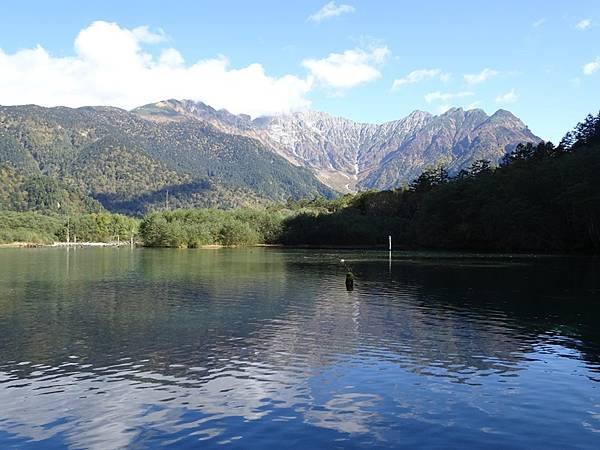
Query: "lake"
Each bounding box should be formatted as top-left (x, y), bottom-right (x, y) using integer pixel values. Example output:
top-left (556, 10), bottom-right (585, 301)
top-left (0, 248), bottom-right (599, 449)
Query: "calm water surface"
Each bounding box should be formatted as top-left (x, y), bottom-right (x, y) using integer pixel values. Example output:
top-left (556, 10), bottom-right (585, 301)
top-left (0, 248), bottom-right (599, 449)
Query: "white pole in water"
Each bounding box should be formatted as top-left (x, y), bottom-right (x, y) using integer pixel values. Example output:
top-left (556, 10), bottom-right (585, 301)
top-left (388, 235), bottom-right (392, 272)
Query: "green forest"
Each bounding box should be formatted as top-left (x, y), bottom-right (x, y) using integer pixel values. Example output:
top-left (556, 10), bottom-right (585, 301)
top-left (279, 111), bottom-right (600, 253)
top-left (1, 110), bottom-right (599, 252)
top-left (0, 104), bottom-right (335, 215)
top-left (0, 212), bottom-right (139, 244)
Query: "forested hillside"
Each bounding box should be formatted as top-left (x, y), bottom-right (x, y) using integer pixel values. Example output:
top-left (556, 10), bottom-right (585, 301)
top-left (132, 110), bottom-right (600, 252)
top-left (0, 105), bottom-right (335, 214)
top-left (0, 164), bottom-right (102, 214)
top-left (2, 108), bottom-right (598, 253)
top-left (135, 100), bottom-right (540, 192)
top-left (281, 111), bottom-right (600, 253)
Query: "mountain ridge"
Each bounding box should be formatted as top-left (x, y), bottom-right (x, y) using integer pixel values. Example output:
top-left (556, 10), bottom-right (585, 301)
top-left (0, 99), bottom-right (542, 216)
top-left (0, 103), bottom-right (336, 214)
top-left (133, 100), bottom-right (541, 192)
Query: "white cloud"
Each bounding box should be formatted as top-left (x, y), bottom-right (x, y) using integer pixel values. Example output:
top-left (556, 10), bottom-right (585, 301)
top-left (467, 101), bottom-right (482, 110)
top-left (495, 88), bottom-right (518, 103)
top-left (0, 21), bottom-right (314, 117)
top-left (302, 46), bottom-right (388, 89)
top-left (583, 57), bottom-right (600, 75)
top-left (309, 2), bottom-right (355, 23)
top-left (576, 19), bottom-right (592, 30)
top-left (424, 91), bottom-right (474, 103)
top-left (464, 68), bottom-right (498, 85)
top-left (391, 68), bottom-right (450, 90)
top-left (131, 25), bottom-right (167, 43)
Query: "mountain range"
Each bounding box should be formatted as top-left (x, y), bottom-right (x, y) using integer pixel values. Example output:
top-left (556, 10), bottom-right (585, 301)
top-left (0, 100), bottom-right (541, 214)
top-left (0, 104), bottom-right (334, 214)
top-left (134, 100), bottom-right (541, 192)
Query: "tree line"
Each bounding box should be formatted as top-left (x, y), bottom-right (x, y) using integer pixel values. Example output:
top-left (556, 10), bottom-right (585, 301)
top-left (281, 110), bottom-right (600, 253)
top-left (138, 208), bottom-right (291, 247)
top-left (0, 211), bottom-right (139, 244)
top-left (1, 110), bottom-right (599, 252)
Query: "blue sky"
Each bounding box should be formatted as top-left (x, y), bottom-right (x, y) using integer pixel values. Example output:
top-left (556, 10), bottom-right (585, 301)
top-left (1, 1), bottom-right (599, 142)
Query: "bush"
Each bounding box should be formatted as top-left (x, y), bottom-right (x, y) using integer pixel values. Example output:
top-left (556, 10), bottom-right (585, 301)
top-left (218, 219), bottom-right (259, 246)
top-left (138, 208), bottom-right (291, 247)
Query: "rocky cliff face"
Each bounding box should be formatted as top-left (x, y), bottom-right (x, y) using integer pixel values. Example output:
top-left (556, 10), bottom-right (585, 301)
top-left (134, 100), bottom-right (542, 192)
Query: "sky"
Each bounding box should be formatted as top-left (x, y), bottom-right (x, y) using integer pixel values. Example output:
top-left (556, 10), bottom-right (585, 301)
top-left (0, 1), bottom-right (599, 142)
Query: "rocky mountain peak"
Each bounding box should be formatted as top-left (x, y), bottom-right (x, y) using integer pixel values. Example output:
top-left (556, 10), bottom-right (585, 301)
top-left (488, 109), bottom-right (524, 127)
top-left (132, 100), bottom-right (541, 193)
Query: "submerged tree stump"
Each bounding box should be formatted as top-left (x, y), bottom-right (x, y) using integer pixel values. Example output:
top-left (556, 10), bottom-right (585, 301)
top-left (345, 272), bottom-right (354, 291)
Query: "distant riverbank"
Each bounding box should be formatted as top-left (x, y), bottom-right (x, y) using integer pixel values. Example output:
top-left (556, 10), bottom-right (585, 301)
top-left (0, 242), bottom-right (285, 249)
top-left (0, 242), bottom-right (44, 248)
top-left (0, 243), bottom-right (577, 257)
top-left (0, 241), bottom-right (132, 249)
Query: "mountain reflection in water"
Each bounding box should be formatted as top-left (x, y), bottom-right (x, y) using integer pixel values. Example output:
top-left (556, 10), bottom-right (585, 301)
top-left (0, 248), bottom-right (599, 449)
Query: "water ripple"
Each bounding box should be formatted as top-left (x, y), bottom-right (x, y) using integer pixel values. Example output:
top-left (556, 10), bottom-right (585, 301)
top-left (0, 249), bottom-right (599, 448)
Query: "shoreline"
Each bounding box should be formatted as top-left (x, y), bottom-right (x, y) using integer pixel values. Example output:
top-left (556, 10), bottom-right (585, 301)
top-left (0, 242), bottom-right (46, 248)
top-left (0, 241), bottom-right (135, 249)
top-left (0, 241), bottom-right (595, 257)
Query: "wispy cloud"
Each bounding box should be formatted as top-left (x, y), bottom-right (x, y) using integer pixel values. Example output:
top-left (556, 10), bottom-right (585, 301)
top-left (391, 68), bottom-right (450, 90)
top-left (308, 2), bottom-right (355, 23)
top-left (532, 18), bottom-right (546, 28)
top-left (131, 25), bottom-right (168, 43)
top-left (576, 19), bottom-right (592, 30)
top-left (464, 68), bottom-right (498, 85)
top-left (302, 46), bottom-right (388, 89)
top-left (583, 57), bottom-right (600, 75)
top-left (495, 89), bottom-right (518, 103)
top-left (424, 91), bottom-right (474, 103)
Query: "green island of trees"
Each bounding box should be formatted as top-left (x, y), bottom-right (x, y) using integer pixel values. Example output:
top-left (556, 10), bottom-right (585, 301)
top-left (1, 110), bottom-right (599, 253)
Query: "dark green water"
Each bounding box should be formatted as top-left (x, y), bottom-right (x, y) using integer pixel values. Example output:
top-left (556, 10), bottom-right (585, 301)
top-left (0, 248), bottom-right (599, 449)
